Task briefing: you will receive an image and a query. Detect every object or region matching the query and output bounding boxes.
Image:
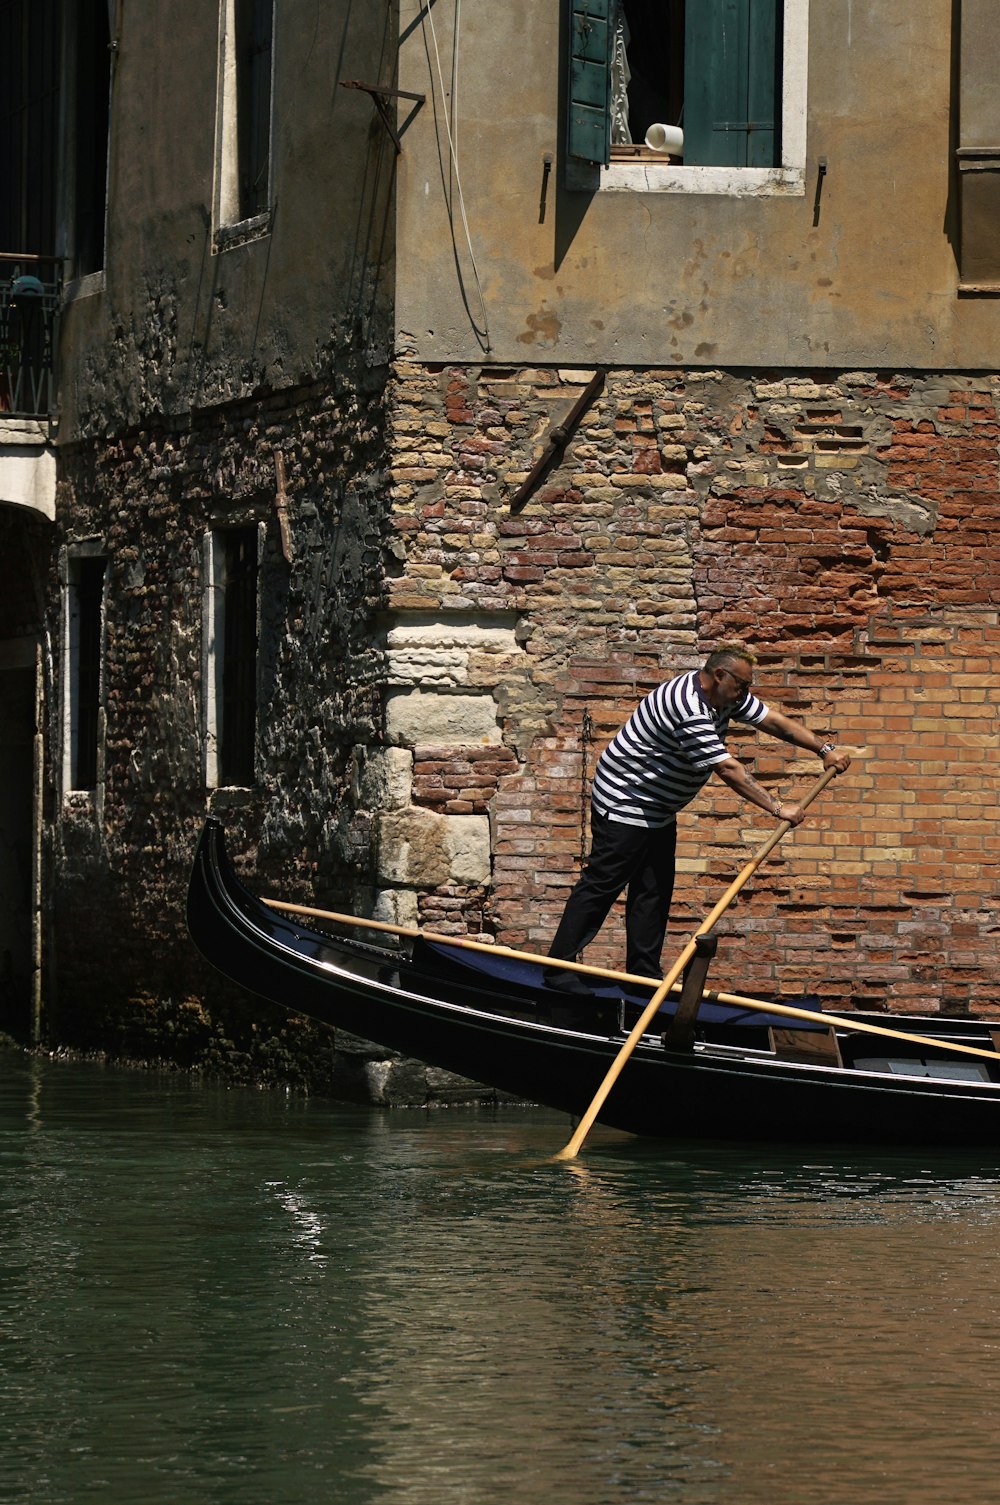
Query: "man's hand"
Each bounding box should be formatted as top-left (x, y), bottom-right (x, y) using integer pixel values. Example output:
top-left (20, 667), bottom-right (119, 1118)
top-left (822, 746), bottom-right (852, 775)
top-left (775, 801), bottom-right (805, 826)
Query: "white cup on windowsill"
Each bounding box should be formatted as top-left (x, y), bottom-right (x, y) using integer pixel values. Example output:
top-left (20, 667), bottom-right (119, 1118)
top-left (644, 123), bottom-right (684, 155)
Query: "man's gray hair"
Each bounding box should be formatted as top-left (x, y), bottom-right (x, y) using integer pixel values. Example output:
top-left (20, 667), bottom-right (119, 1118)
top-left (704, 642), bottom-right (756, 674)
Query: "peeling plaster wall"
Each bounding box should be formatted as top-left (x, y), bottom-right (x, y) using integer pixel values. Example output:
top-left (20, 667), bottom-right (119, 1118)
top-left (37, 2), bottom-right (408, 1084)
top-left (57, 2), bottom-right (397, 439)
top-left (394, 0), bottom-right (1000, 370)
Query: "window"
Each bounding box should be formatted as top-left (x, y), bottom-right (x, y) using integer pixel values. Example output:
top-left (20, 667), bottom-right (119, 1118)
top-left (567, 0), bottom-right (807, 195)
top-left (63, 553), bottom-right (106, 792)
top-left (0, 0), bottom-right (111, 275)
top-left (955, 0), bottom-right (1000, 292)
top-left (215, 0), bottom-right (274, 234)
top-left (204, 527), bottom-right (259, 788)
top-left (0, 0), bottom-right (61, 257)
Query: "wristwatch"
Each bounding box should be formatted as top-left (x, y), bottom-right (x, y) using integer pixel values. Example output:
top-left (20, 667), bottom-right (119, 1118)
top-left (819, 742), bottom-right (837, 758)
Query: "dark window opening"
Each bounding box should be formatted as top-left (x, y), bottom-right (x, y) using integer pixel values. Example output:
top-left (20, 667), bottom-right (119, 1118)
top-left (568, 0), bottom-right (782, 169)
top-left (235, 0), bottom-right (273, 220)
top-left (220, 527), bottom-right (258, 787)
top-left (72, 556), bottom-right (105, 790)
top-left (74, 0), bottom-right (111, 276)
top-left (0, 0), bottom-right (61, 256)
top-left (616, 0), bottom-right (684, 152)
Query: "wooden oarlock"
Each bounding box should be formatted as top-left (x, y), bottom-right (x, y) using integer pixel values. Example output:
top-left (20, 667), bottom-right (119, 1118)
top-left (661, 932), bottom-right (717, 1051)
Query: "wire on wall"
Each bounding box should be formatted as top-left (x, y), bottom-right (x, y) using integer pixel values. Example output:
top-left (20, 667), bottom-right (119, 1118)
top-left (422, 0), bottom-right (492, 352)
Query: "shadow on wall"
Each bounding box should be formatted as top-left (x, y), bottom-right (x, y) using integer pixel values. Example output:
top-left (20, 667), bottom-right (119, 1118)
top-left (342, 0), bottom-right (402, 341)
top-left (554, 0), bottom-right (597, 273)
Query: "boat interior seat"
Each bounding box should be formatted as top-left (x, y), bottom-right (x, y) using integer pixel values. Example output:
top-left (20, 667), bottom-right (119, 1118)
top-left (768, 1025), bottom-right (843, 1067)
top-left (409, 936), bottom-right (833, 1040)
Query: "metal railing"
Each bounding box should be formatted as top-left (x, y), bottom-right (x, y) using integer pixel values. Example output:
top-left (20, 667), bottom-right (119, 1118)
top-left (0, 253), bottom-right (62, 419)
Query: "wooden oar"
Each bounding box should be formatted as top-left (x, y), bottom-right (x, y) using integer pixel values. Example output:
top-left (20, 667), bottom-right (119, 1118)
top-left (263, 890), bottom-right (1000, 1068)
top-left (552, 766), bottom-right (839, 1160)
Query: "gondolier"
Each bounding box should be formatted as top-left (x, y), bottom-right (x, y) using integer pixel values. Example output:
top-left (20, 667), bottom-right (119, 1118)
top-left (545, 644), bottom-right (851, 989)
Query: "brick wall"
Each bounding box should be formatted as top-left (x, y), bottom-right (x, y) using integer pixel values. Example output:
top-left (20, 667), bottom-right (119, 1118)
top-left (387, 363), bottom-right (1000, 1017)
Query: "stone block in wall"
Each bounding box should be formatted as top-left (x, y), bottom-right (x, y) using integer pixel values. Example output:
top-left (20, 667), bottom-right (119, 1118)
top-left (386, 689), bottom-right (501, 746)
top-left (377, 806), bottom-right (491, 886)
top-left (351, 744), bottom-right (413, 810)
top-left (373, 886), bottom-right (419, 929)
top-left (382, 617), bottom-right (520, 687)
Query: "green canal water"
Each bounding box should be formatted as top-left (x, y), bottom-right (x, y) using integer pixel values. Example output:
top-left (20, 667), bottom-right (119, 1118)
top-left (3, 1055), bottom-right (1000, 1505)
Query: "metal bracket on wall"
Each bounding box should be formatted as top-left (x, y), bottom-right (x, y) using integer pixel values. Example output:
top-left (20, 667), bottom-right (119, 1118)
top-left (340, 80), bottom-right (426, 155)
top-left (272, 450), bottom-right (293, 565)
top-left (510, 367), bottom-right (607, 513)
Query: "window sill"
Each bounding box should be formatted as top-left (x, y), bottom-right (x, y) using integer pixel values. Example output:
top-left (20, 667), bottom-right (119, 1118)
top-left (63, 270), bottom-right (106, 303)
top-left (0, 416), bottom-right (53, 446)
top-left (207, 785), bottom-right (261, 809)
top-left (63, 789), bottom-right (98, 810)
top-left (213, 211), bottom-right (273, 254)
top-left (566, 158), bottom-right (807, 197)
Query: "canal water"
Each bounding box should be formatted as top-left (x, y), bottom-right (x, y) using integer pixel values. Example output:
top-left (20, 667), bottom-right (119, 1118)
top-left (3, 1057), bottom-right (1000, 1505)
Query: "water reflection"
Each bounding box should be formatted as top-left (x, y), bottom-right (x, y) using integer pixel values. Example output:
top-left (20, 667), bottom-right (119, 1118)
top-left (3, 1057), bottom-right (1000, 1504)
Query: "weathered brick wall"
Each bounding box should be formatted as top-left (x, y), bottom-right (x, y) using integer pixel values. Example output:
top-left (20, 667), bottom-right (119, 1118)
top-left (385, 362), bottom-right (1000, 1017)
top-left (43, 355), bottom-right (1000, 1083)
top-left (47, 361), bottom-right (392, 1061)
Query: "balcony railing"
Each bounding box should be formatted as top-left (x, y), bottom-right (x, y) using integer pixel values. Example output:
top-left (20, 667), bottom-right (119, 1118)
top-left (0, 253), bottom-right (62, 420)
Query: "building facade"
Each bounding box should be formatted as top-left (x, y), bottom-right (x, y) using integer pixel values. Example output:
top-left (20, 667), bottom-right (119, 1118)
top-left (2, 0), bottom-right (999, 1094)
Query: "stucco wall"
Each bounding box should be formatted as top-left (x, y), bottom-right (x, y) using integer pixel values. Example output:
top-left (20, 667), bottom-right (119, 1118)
top-left (395, 0), bottom-right (1000, 369)
top-left (57, 1), bottom-right (397, 437)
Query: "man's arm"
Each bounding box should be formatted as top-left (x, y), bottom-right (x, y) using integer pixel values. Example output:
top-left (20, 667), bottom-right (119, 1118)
top-left (712, 756), bottom-right (807, 825)
top-left (758, 709), bottom-right (852, 775)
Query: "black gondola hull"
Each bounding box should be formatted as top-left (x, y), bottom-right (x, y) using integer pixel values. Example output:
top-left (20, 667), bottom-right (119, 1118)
top-left (187, 819), bottom-right (1000, 1146)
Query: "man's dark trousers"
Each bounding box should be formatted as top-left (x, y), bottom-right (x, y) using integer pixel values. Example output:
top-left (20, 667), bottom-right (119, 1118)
top-left (547, 809), bottom-right (677, 980)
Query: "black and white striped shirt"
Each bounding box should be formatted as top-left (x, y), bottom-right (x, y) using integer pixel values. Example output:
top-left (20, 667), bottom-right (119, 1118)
top-left (590, 671), bottom-right (769, 828)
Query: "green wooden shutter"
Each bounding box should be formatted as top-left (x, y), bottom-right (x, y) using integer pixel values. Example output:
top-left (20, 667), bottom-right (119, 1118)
top-left (567, 0), bottom-right (613, 166)
top-left (683, 0), bottom-right (780, 168)
top-left (746, 0), bottom-right (779, 166)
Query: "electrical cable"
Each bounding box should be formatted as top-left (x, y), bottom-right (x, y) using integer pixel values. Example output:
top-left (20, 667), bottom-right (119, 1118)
top-left (423, 0), bottom-right (492, 351)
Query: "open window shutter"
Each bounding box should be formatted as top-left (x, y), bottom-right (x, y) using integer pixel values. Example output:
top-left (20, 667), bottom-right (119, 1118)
top-left (684, 0), bottom-right (779, 168)
top-left (567, 0), bottom-right (613, 165)
top-left (746, 0), bottom-right (779, 166)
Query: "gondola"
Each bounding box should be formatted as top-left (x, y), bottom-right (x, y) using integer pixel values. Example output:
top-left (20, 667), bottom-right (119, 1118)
top-left (187, 817), bottom-right (1000, 1146)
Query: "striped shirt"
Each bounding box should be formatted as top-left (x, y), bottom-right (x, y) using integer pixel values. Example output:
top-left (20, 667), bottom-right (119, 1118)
top-left (590, 670), bottom-right (769, 827)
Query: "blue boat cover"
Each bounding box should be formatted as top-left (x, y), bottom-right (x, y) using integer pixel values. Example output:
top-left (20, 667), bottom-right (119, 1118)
top-left (416, 939), bottom-right (825, 1032)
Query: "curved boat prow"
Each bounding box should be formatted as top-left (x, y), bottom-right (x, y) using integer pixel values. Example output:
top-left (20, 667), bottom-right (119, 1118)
top-left (186, 817), bottom-right (265, 977)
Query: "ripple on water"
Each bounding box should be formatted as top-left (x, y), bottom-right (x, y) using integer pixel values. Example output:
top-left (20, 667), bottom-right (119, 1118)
top-left (3, 1058), bottom-right (1000, 1504)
